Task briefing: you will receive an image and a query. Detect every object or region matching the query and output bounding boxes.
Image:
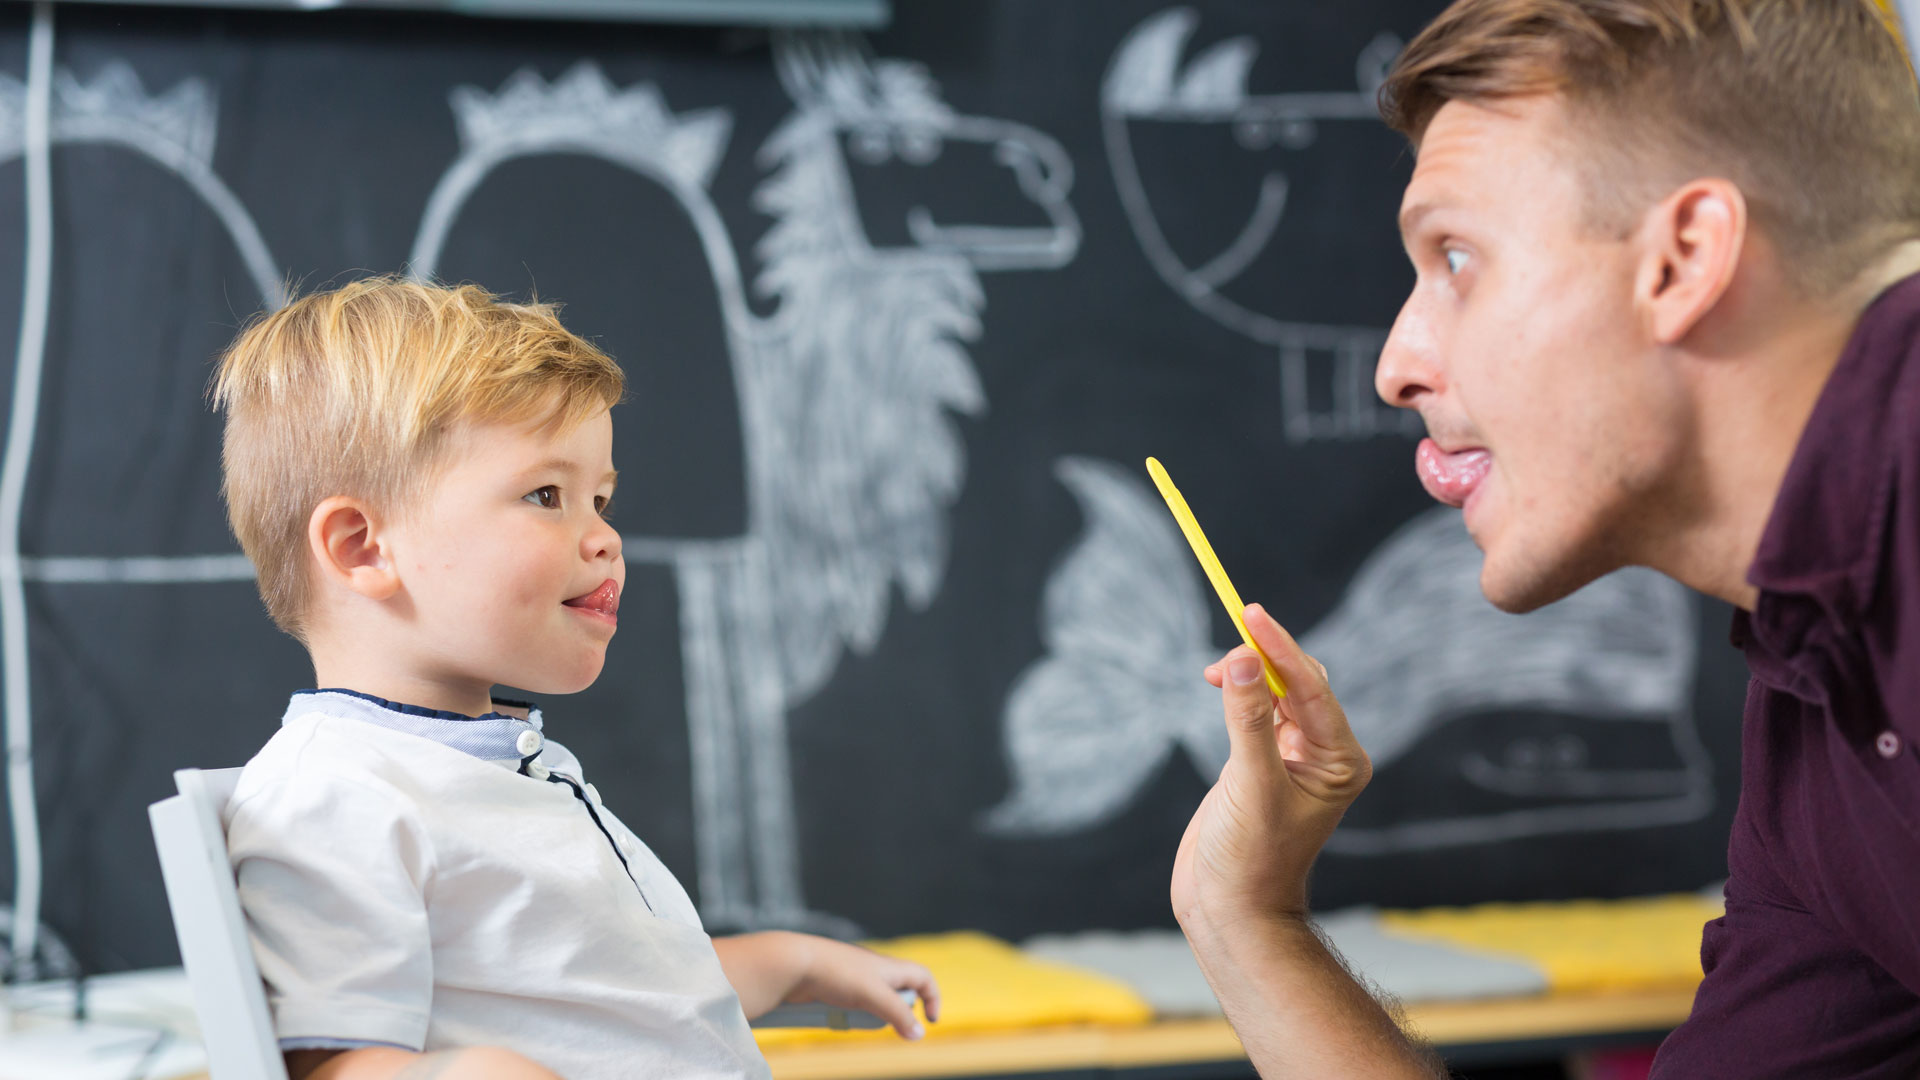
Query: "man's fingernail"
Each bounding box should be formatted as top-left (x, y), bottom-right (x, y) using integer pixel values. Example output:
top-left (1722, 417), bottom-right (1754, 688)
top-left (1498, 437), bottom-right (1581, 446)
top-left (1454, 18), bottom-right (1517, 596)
top-left (909, 1023), bottom-right (925, 1040)
top-left (1229, 656), bottom-right (1262, 685)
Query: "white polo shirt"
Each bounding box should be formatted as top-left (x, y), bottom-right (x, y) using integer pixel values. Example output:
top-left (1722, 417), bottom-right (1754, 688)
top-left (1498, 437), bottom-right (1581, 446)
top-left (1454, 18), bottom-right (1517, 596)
top-left (226, 690), bottom-right (770, 1080)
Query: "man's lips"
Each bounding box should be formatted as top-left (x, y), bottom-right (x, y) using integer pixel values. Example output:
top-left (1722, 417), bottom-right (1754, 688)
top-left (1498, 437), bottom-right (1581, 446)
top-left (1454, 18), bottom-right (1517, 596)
top-left (1415, 437), bottom-right (1492, 508)
top-left (563, 579), bottom-right (620, 620)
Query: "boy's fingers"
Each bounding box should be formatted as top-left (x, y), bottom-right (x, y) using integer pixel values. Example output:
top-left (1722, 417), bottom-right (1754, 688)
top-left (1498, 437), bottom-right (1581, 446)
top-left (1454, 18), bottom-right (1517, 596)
top-left (869, 983), bottom-right (925, 1039)
top-left (907, 968), bottom-right (941, 1023)
top-left (900, 965), bottom-right (940, 1023)
top-left (1203, 663), bottom-right (1224, 688)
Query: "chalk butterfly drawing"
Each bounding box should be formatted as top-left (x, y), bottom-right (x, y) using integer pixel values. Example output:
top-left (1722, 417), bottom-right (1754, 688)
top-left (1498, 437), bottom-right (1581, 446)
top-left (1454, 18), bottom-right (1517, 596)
top-left (411, 34), bottom-right (1078, 931)
top-left (985, 459), bottom-right (1713, 853)
top-left (1102, 8), bottom-right (1419, 443)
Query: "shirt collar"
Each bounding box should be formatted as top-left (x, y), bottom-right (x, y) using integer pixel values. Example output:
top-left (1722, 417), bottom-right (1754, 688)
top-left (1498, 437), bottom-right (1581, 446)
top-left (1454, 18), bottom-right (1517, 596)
top-left (285, 688), bottom-right (545, 763)
top-left (1738, 271), bottom-right (1920, 676)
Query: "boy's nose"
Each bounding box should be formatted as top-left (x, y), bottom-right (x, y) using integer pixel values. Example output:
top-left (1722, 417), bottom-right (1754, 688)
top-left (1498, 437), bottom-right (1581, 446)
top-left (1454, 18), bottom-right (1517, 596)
top-left (585, 516), bottom-right (622, 564)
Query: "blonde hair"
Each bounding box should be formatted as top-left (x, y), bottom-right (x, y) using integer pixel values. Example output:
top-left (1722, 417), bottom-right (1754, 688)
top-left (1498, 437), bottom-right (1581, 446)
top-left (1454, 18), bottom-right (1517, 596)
top-left (210, 276), bottom-right (625, 641)
top-left (1379, 0), bottom-right (1920, 294)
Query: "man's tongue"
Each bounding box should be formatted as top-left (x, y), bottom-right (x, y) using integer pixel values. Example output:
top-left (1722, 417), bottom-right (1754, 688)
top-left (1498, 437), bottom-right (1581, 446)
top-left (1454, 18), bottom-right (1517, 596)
top-left (1415, 438), bottom-right (1492, 508)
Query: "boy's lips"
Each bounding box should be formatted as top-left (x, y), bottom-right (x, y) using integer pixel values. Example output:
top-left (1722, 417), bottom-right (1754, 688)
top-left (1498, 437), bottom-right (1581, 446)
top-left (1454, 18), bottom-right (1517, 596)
top-left (563, 579), bottom-right (620, 621)
top-left (1415, 437), bottom-right (1492, 509)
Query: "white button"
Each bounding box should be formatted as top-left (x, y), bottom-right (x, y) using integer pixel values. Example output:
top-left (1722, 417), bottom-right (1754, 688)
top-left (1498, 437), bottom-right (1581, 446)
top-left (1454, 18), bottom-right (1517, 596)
top-left (526, 761), bottom-right (550, 780)
top-left (515, 729), bottom-right (543, 757)
top-left (585, 783), bottom-right (602, 806)
top-left (1876, 730), bottom-right (1902, 759)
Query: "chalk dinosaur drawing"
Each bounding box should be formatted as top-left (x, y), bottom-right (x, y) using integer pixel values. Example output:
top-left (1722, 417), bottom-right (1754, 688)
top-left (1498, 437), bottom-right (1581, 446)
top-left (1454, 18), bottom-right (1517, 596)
top-left (411, 34), bottom-right (1079, 931)
top-left (1102, 8), bottom-right (1420, 443)
top-left (984, 459), bottom-right (1713, 853)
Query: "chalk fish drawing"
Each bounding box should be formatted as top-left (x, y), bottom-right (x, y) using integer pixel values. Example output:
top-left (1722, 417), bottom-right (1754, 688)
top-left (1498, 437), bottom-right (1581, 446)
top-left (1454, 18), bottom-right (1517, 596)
top-left (1102, 8), bottom-right (1419, 443)
top-left (984, 458), bottom-right (1713, 853)
top-left (412, 33), bottom-right (1079, 931)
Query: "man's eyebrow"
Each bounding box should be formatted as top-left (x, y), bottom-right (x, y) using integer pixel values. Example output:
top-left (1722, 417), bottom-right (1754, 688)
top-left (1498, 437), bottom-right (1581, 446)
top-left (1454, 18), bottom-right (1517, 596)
top-left (1399, 201), bottom-right (1442, 237)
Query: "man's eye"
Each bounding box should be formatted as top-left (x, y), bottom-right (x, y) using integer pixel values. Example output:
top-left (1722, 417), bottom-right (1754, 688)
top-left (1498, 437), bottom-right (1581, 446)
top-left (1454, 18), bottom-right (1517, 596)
top-left (524, 486), bottom-right (560, 509)
top-left (1445, 248), bottom-right (1470, 275)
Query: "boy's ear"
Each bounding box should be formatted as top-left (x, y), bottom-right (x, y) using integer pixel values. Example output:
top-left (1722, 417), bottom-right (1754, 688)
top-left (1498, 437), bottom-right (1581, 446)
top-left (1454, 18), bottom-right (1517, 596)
top-left (1637, 177), bottom-right (1747, 346)
top-left (308, 496), bottom-right (400, 601)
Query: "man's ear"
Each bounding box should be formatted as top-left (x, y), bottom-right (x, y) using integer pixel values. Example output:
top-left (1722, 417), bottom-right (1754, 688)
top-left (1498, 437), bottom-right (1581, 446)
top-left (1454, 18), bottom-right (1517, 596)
top-left (308, 496), bottom-right (400, 601)
top-left (1638, 178), bottom-right (1746, 346)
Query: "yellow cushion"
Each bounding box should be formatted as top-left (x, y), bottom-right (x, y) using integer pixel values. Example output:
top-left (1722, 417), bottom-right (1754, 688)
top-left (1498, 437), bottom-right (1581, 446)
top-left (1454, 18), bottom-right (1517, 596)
top-left (751, 931), bottom-right (1155, 1046)
top-left (1378, 894), bottom-right (1721, 994)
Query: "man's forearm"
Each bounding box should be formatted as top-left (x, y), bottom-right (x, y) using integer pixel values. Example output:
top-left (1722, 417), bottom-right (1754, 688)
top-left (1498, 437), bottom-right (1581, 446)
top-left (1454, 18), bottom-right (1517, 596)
top-left (1184, 909), bottom-right (1447, 1080)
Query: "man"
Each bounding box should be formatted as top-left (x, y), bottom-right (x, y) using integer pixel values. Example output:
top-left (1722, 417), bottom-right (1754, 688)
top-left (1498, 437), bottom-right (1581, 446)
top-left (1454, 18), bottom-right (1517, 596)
top-left (1172, 2), bottom-right (1920, 1076)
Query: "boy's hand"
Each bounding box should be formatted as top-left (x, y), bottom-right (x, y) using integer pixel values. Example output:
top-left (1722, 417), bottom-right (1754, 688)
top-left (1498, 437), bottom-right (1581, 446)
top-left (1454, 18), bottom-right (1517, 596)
top-left (787, 936), bottom-right (941, 1040)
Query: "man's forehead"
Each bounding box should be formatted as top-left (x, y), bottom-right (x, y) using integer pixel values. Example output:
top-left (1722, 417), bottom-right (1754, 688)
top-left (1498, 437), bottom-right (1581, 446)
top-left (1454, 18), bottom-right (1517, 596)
top-left (1400, 96), bottom-right (1567, 228)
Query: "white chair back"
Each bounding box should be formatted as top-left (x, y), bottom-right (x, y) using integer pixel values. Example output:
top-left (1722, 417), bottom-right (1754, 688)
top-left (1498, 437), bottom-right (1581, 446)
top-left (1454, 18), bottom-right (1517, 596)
top-left (149, 767), bottom-right (288, 1080)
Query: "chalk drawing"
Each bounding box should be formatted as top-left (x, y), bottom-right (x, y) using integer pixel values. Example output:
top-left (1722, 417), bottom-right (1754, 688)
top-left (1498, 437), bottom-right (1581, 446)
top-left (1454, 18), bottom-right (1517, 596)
top-left (1102, 8), bottom-right (1419, 443)
top-left (0, 34), bottom-right (285, 977)
top-left (0, 63), bottom-right (284, 309)
top-left (984, 458), bottom-right (1713, 852)
top-left (411, 34), bottom-right (1078, 931)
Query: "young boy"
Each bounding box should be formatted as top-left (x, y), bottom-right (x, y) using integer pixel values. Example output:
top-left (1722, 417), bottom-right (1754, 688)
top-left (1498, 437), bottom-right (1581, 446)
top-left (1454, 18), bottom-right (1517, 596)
top-left (211, 277), bottom-right (938, 1080)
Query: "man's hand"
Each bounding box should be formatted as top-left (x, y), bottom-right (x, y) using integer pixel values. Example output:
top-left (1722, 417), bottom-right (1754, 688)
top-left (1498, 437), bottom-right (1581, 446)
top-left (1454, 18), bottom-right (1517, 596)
top-left (714, 931), bottom-right (940, 1041)
top-left (1169, 604), bottom-right (1444, 1079)
top-left (1175, 602), bottom-right (1372, 931)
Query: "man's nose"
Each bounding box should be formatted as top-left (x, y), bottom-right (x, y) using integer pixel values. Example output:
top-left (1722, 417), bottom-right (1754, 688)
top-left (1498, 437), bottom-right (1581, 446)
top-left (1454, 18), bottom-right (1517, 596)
top-left (1375, 293), bottom-right (1443, 411)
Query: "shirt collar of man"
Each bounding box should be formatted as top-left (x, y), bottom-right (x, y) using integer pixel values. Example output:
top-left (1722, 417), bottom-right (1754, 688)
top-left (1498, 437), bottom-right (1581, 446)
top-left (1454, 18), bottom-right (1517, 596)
top-left (284, 688), bottom-right (545, 763)
top-left (1733, 272), bottom-right (1920, 693)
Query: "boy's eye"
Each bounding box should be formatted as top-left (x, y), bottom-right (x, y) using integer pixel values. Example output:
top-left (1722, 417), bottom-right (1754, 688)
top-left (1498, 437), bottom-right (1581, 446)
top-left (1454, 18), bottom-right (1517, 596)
top-left (594, 495), bottom-right (613, 519)
top-left (1444, 248), bottom-right (1470, 275)
top-left (524, 486), bottom-right (560, 509)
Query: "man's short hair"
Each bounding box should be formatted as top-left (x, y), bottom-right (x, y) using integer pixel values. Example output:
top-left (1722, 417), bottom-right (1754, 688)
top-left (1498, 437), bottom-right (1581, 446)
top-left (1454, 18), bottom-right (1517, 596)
top-left (210, 276), bottom-right (625, 642)
top-left (1379, 0), bottom-right (1920, 293)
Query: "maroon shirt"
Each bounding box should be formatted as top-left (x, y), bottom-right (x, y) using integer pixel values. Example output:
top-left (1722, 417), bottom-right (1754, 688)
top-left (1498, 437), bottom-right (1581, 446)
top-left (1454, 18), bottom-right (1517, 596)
top-left (1652, 274), bottom-right (1920, 1078)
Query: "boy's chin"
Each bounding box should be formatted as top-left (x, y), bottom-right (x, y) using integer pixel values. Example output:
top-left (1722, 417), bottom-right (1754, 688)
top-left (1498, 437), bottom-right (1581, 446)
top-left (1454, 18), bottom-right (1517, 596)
top-left (504, 654), bottom-right (608, 697)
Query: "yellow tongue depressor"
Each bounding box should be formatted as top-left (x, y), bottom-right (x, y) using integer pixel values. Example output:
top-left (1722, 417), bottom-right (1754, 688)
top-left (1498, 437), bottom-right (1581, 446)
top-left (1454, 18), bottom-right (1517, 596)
top-left (1145, 457), bottom-right (1288, 699)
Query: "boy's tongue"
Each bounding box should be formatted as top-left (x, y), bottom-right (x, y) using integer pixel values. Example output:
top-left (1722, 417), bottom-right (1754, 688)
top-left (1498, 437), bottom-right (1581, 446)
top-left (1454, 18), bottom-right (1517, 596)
top-left (1415, 438), bottom-right (1492, 508)
top-left (564, 579), bottom-right (620, 616)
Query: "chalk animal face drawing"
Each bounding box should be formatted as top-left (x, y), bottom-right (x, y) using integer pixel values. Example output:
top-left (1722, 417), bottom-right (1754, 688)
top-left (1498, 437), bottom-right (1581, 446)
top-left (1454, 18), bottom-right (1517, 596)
top-left (1103, 8), bottom-right (1418, 443)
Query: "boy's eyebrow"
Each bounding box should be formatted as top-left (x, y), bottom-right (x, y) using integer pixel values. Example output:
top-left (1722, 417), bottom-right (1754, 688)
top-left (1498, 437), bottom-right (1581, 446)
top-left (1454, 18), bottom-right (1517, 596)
top-left (519, 460), bottom-right (619, 488)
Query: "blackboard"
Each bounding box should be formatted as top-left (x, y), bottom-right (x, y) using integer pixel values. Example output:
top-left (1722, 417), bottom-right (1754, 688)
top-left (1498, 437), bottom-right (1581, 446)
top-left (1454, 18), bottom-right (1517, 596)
top-left (0, 0), bottom-right (1747, 974)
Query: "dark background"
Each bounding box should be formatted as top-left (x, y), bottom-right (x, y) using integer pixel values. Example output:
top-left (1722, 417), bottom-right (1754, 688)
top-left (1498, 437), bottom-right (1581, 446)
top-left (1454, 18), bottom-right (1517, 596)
top-left (0, 0), bottom-right (1746, 975)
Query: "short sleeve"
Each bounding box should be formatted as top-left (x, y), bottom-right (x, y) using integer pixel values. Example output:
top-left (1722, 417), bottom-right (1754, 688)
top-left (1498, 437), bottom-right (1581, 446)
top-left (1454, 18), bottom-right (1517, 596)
top-left (1652, 809), bottom-right (1920, 1078)
top-left (226, 755), bottom-right (436, 1050)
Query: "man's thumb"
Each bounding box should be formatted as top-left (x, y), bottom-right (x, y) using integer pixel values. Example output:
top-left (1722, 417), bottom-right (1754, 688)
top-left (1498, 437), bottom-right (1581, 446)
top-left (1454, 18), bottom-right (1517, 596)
top-left (1222, 647), bottom-right (1280, 761)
